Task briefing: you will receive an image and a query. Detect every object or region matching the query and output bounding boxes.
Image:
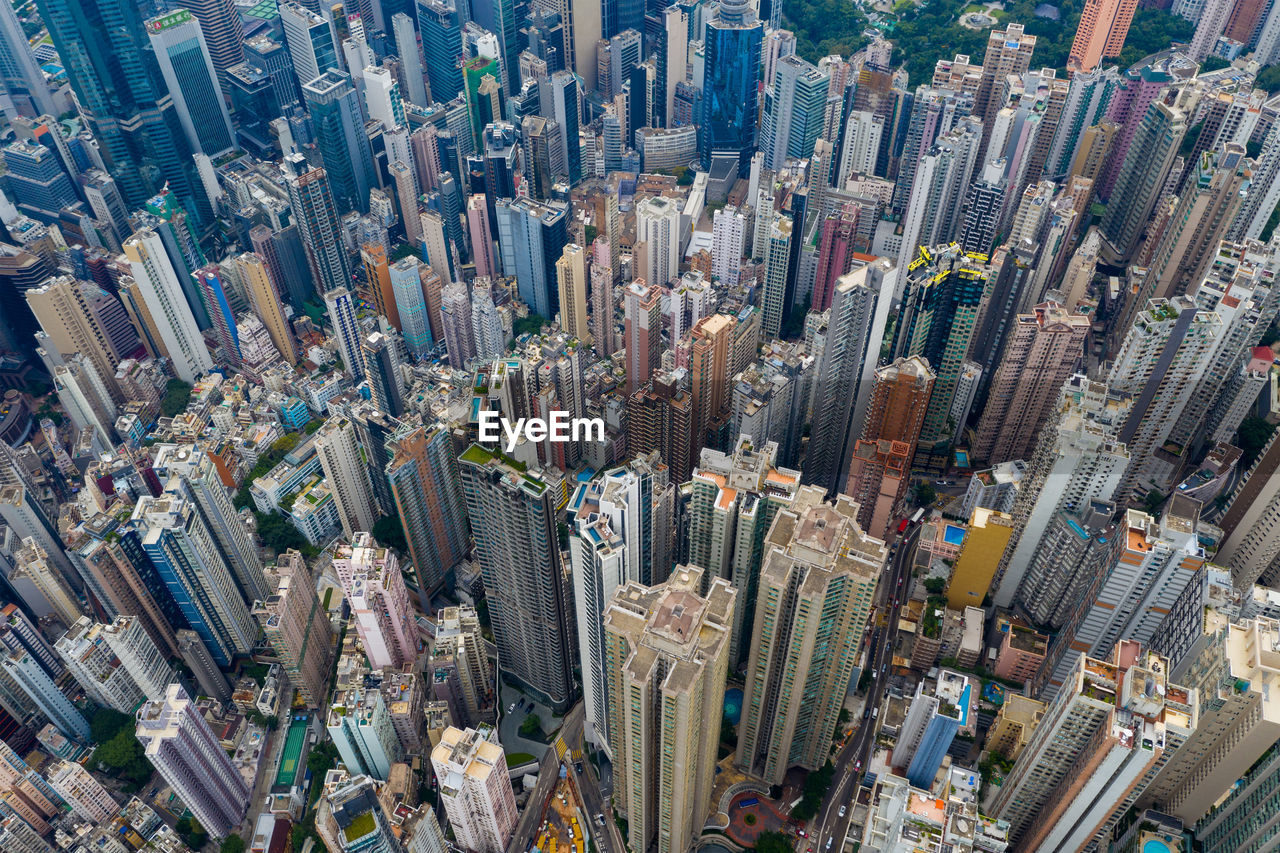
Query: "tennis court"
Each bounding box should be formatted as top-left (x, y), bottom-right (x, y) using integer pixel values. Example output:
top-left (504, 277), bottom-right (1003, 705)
top-left (275, 718), bottom-right (308, 787)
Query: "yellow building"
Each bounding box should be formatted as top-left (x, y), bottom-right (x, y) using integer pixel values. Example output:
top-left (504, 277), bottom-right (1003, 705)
top-left (946, 507), bottom-right (1014, 609)
top-left (986, 693), bottom-right (1045, 761)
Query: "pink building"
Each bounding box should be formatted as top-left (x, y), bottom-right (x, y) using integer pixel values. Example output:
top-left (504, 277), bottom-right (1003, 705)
top-left (332, 533), bottom-right (419, 670)
top-left (993, 622), bottom-right (1048, 684)
top-left (624, 280), bottom-right (662, 394)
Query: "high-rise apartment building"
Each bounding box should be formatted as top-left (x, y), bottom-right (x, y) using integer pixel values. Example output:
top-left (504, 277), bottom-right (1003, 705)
top-left (635, 196), bottom-right (682, 286)
top-left (737, 490), bottom-right (883, 783)
top-left (624, 280), bottom-right (663, 394)
top-left (1068, 0), bottom-right (1139, 72)
top-left (891, 670), bottom-right (974, 788)
top-left (972, 302), bottom-right (1089, 465)
top-left (24, 277), bottom-right (125, 405)
top-left (253, 550), bottom-right (332, 709)
top-left (327, 656), bottom-right (404, 779)
top-left (689, 314), bottom-right (735, 449)
top-left (362, 332), bottom-right (406, 419)
top-left (0, 740), bottom-right (62, 833)
top-left (760, 214), bottom-right (794, 340)
top-left (332, 533), bottom-right (419, 670)
top-left (290, 162), bottom-right (352, 298)
top-left (55, 616), bottom-right (171, 713)
top-left (324, 286), bottom-right (365, 383)
top-left (495, 197), bottom-right (569, 320)
top-left (1100, 100), bottom-right (1187, 262)
top-left (137, 684), bottom-right (250, 837)
top-left (605, 567), bottom-right (734, 853)
top-left (145, 10), bottom-right (235, 157)
top-left (237, 253), bottom-right (297, 366)
top-left (972, 24), bottom-right (1036, 143)
top-left (431, 726), bottom-right (518, 853)
top-left (459, 445), bottom-right (573, 708)
top-left (432, 607), bottom-right (493, 726)
top-left (122, 228), bottom-right (213, 383)
top-left (556, 244), bottom-right (590, 344)
top-left (845, 355), bottom-right (935, 538)
top-left (44, 759), bottom-right (115, 823)
top-left (1, 649), bottom-right (88, 740)
top-left (315, 417), bottom-right (378, 539)
top-left (385, 422), bottom-right (470, 598)
top-left (712, 205), bottom-right (747, 289)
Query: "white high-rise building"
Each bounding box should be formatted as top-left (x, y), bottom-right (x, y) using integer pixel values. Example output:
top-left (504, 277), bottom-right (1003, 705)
top-left (635, 195), bottom-right (681, 286)
top-left (137, 684), bottom-right (250, 838)
top-left (420, 209), bottom-right (453, 287)
top-left (279, 2), bottom-right (337, 86)
top-left (45, 760), bottom-right (117, 823)
top-left (55, 615), bottom-right (172, 713)
top-left (122, 228), bottom-right (213, 383)
top-left (837, 109), bottom-right (884, 185)
top-left (146, 10), bottom-right (235, 157)
top-left (325, 287), bottom-right (366, 382)
top-left (431, 726), bottom-right (518, 853)
top-left (392, 14), bottom-right (427, 107)
top-left (362, 65), bottom-right (406, 130)
top-left (315, 416), bottom-right (378, 538)
top-left (711, 205), bottom-right (746, 289)
top-left (471, 283), bottom-right (505, 360)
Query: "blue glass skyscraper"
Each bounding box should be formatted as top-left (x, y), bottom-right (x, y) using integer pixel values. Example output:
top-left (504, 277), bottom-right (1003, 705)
top-left (495, 197), bottom-right (569, 320)
top-left (36, 0), bottom-right (207, 223)
top-left (418, 0), bottom-right (464, 103)
top-left (303, 70), bottom-right (377, 213)
top-left (699, 0), bottom-right (763, 172)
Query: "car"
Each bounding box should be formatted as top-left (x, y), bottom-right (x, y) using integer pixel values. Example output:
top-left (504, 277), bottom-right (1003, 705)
top-left (896, 577), bottom-right (902, 587)
top-left (798, 830), bottom-right (807, 838)
top-left (575, 762), bottom-right (585, 774)
top-left (854, 760), bottom-right (862, 772)
top-left (838, 806), bottom-right (847, 818)
top-left (508, 703), bottom-right (516, 713)
top-left (826, 839), bottom-right (834, 850)
top-left (880, 664), bottom-right (886, 674)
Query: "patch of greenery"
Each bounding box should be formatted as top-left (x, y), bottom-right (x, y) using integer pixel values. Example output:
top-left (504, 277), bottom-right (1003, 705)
top-left (373, 514), bottom-right (408, 553)
top-left (913, 482), bottom-right (937, 506)
top-left (923, 577), bottom-right (947, 595)
top-left (513, 313), bottom-right (548, 338)
top-left (1199, 55), bottom-right (1231, 72)
top-left (507, 751), bottom-right (537, 765)
top-left (221, 835), bottom-right (247, 853)
top-left (304, 418), bottom-right (324, 434)
top-left (782, 0), bottom-right (872, 63)
top-left (160, 379), bottom-right (193, 418)
top-left (391, 244), bottom-right (424, 262)
top-left (790, 761), bottom-right (835, 822)
top-left (1239, 416), bottom-right (1277, 468)
top-left (1115, 8), bottom-right (1195, 69)
top-left (176, 817), bottom-right (207, 849)
top-left (1258, 64), bottom-right (1280, 93)
top-left (256, 511), bottom-right (316, 558)
top-left (519, 714), bottom-right (544, 740)
top-left (91, 707), bottom-right (152, 790)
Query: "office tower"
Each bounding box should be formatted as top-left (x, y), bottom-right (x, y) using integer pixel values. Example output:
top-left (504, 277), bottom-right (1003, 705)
top-left (304, 71), bottom-right (376, 213)
top-left (805, 263), bottom-right (894, 496)
top-left (548, 72), bottom-right (582, 187)
top-left (700, 0), bottom-right (764, 170)
top-left (556, 244), bottom-right (590, 344)
top-left (495, 197), bottom-right (568, 320)
top-left (332, 533), bottom-right (418, 670)
top-left (972, 303), bottom-right (1089, 464)
top-left (385, 423), bottom-right (469, 598)
top-left (0, 0), bottom-right (53, 117)
top-left (40, 0), bottom-right (204, 219)
top-left (389, 258), bottom-right (433, 360)
top-left (657, 6), bottom-right (688, 126)
top-left (392, 14), bottom-right (427, 107)
top-left (711, 205), bottom-right (746, 290)
top-left (1037, 499), bottom-right (1204, 699)
top-left (315, 417), bottom-right (379, 538)
top-left (237, 253), bottom-right (297, 365)
top-left (362, 244), bottom-right (401, 332)
top-left (458, 445), bottom-right (573, 708)
top-left (134, 495), bottom-right (257, 666)
top-left (892, 244), bottom-right (989, 455)
top-left (253, 551), bottom-right (330, 709)
top-left (289, 163), bottom-right (353, 297)
top-left (174, 0), bottom-right (243, 87)
top-left (760, 214), bottom-right (794, 340)
top-left (167, 452), bottom-right (268, 603)
top-left (604, 566), bottom-right (733, 853)
top-left (44, 760), bottom-right (114, 823)
top-left (417, 0), bottom-right (462, 102)
top-left (54, 616), bottom-right (171, 712)
top-left (520, 116), bottom-right (558, 200)
top-left (2, 650), bottom-right (89, 740)
top-left (324, 287), bottom-right (366, 383)
top-left (122, 229), bottom-right (212, 383)
top-left (146, 10), bottom-right (235, 157)
top-left (737, 490), bottom-right (882, 784)
top-left (280, 2), bottom-right (337, 86)
top-left (1068, 0), bottom-right (1138, 71)
top-left (432, 607), bottom-right (493, 725)
top-left (570, 456), bottom-right (678, 748)
top-left (845, 356), bottom-right (935, 538)
top-left (891, 670), bottom-right (974, 788)
top-left (1146, 145), bottom-right (1248, 302)
top-left (431, 726), bottom-right (517, 853)
top-left (621, 281), bottom-right (662, 396)
top-left (440, 283), bottom-right (476, 368)
top-left (24, 277), bottom-right (124, 405)
top-left (993, 376), bottom-right (1131, 608)
top-left (634, 196), bottom-right (680, 286)
top-left (2, 142), bottom-right (75, 217)
top-left (563, 0), bottom-right (601, 92)
top-left (137, 684), bottom-right (249, 837)
top-left (363, 332), bottom-right (406, 418)
top-left (761, 56), bottom-right (829, 169)
top-left (973, 24), bottom-right (1036, 134)
top-left (1100, 100), bottom-right (1187, 261)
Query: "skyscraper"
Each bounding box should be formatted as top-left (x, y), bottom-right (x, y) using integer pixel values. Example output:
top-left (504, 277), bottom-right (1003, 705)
top-left (145, 10), bottom-right (235, 157)
top-left (604, 566), bottom-right (734, 853)
top-left (237, 253), bottom-right (298, 366)
top-left (0, 0), bottom-right (54, 117)
top-left (315, 417), bottom-right (379, 539)
top-left (761, 56), bottom-right (830, 169)
top-left (390, 257), bottom-right (434, 360)
top-left (431, 726), bottom-right (518, 853)
top-left (137, 684), bottom-right (250, 838)
top-left (54, 616), bottom-right (171, 713)
top-left (332, 533), bottom-right (419, 670)
top-left (737, 490), bottom-right (884, 783)
top-left (891, 670), bottom-right (974, 788)
top-left (175, 0), bottom-right (244, 90)
top-left (432, 607), bottom-right (494, 725)
top-left (1, 649), bottom-right (89, 740)
top-left (362, 332), bottom-right (406, 419)
top-left (418, 0), bottom-right (463, 102)
top-left (24, 277), bottom-right (125, 405)
top-left (712, 205), bottom-right (747, 289)
top-left (972, 302), bottom-right (1090, 465)
top-left (122, 229), bottom-right (213, 383)
top-left (44, 759), bottom-right (116, 823)
top-left (972, 24), bottom-right (1036, 140)
top-left (279, 2), bottom-right (338, 86)
top-left (459, 444), bottom-right (573, 708)
top-left (635, 196), bottom-right (682, 286)
top-left (689, 314), bottom-right (735, 448)
top-left (304, 71), bottom-right (377, 213)
top-left (362, 244), bottom-right (401, 333)
top-left (1067, 0), bottom-right (1139, 72)
top-left (1100, 100), bottom-right (1188, 262)
top-left (700, 0), bottom-right (764, 170)
top-left (624, 280), bottom-right (663, 394)
top-left (39, 0), bottom-right (205, 221)
top-left (325, 287), bottom-right (366, 383)
top-left (556, 244), bottom-right (590, 344)
top-left (289, 161), bottom-right (353, 297)
top-left (253, 550), bottom-right (332, 709)
top-left (385, 423), bottom-right (470, 597)
top-left (760, 214), bottom-right (793, 339)
top-left (495, 197), bottom-right (569, 320)
top-left (192, 265), bottom-right (240, 366)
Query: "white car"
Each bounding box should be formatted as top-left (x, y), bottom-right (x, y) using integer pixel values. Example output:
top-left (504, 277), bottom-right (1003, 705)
top-left (838, 806), bottom-right (847, 818)
top-left (508, 703), bottom-right (516, 713)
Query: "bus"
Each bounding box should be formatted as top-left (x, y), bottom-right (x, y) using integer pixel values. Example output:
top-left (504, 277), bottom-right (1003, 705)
top-left (910, 508), bottom-right (925, 524)
top-left (896, 518), bottom-right (909, 534)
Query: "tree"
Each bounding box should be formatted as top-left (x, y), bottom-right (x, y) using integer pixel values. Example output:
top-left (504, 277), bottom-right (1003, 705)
top-left (1239, 416), bottom-right (1278, 467)
top-left (373, 514), bottom-right (408, 553)
top-left (1258, 64), bottom-right (1280, 93)
top-left (1200, 55), bottom-right (1231, 72)
top-left (91, 707), bottom-right (133, 743)
top-left (513, 314), bottom-right (548, 338)
top-left (754, 831), bottom-right (794, 853)
top-left (391, 244), bottom-right (424, 262)
top-left (307, 740), bottom-right (339, 776)
top-left (176, 817), bottom-right (208, 849)
top-left (221, 836), bottom-right (246, 853)
top-left (160, 379), bottom-right (193, 418)
top-left (584, 224), bottom-right (599, 245)
top-left (923, 577), bottom-right (947, 595)
top-left (1143, 490), bottom-right (1166, 516)
top-left (519, 714), bottom-right (543, 739)
top-left (913, 482), bottom-right (937, 507)
top-left (255, 511), bottom-right (312, 556)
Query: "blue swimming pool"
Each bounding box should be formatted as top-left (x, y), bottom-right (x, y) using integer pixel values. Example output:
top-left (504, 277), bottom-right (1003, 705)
top-left (1142, 841), bottom-right (1171, 853)
top-left (724, 687), bottom-right (743, 725)
top-left (943, 524), bottom-right (966, 546)
top-left (955, 450), bottom-right (970, 467)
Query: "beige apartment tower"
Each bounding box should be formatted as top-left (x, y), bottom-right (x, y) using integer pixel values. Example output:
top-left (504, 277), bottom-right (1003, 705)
top-left (556, 243), bottom-right (591, 345)
top-left (237, 252), bottom-right (298, 365)
top-left (604, 566), bottom-right (735, 853)
top-left (253, 550), bottom-right (332, 708)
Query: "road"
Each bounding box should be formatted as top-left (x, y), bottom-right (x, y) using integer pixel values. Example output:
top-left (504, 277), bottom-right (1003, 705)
top-left (811, 522), bottom-right (921, 853)
top-left (505, 701), bottom-right (625, 853)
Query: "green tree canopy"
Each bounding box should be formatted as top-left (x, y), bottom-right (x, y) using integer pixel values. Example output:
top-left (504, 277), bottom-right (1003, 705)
top-left (754, 831), bottom-right (794, 853)
top-left (160, 379), bottom-right (193, 418)
top-left (373, 514), bottom-right (408, 553)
